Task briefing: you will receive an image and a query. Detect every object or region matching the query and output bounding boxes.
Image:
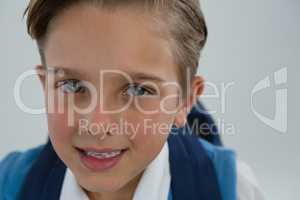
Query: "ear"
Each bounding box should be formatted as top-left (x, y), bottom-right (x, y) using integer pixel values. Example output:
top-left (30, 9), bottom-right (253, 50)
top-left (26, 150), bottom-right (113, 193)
top-left (36, 65), bottom-right (46, 90)
top-left (174, 75), bottom-right (205, 128)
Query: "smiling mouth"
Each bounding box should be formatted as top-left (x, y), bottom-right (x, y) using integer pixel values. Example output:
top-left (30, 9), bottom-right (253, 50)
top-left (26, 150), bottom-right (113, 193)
top-left (75, 147), bottom-right (128, 172)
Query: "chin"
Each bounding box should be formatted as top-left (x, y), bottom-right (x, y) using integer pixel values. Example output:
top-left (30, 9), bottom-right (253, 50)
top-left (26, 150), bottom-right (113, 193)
top-left (79, 175), bottom-right (127, 193)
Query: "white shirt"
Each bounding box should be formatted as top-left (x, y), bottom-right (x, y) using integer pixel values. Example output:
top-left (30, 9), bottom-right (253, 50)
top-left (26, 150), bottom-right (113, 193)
top-left (60, 143), bottom-right (265, 200)
top-left (237, 161), bottom-right (266, 200)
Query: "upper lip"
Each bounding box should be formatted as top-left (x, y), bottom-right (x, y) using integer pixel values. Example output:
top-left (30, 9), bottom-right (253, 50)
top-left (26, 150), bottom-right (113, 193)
top-left (76, 147), bottom-right (127, 153)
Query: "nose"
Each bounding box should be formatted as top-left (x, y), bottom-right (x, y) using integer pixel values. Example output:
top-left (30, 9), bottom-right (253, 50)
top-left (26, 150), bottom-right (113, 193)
top-left (84, 103), bottom-right (116, 138)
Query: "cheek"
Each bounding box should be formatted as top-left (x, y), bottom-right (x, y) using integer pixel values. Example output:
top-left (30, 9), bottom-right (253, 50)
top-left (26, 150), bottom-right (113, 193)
top-left (46, 99), bottom-right (78, 162)
top-left (46, 90), bottom-right (77, 145)
top-left (46, 112), bottom-right (76, 171)
top-left (47, 112), bottom-right (73, 139)
top-left (125, 111), bottom-right (174, 164)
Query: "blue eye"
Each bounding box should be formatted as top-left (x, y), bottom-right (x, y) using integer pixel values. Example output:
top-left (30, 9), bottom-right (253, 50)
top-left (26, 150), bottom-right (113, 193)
top-left (125, 84), bottom-right (154, 96)
top-left (56, 79), bottom-right (86, 94)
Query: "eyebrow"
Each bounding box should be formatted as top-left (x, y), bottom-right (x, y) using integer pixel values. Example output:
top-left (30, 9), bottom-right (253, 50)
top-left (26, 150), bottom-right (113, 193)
top-left (45, 66), bottom-right (166, 82)
top-left (45, 66), bottom-right (81, 77)
top-left (126, 71), bottom-right (166, 83)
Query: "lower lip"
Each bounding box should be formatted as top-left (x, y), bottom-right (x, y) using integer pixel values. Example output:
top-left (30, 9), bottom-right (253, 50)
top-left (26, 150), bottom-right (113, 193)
top-left (78, 149), bottom-right (126, 172)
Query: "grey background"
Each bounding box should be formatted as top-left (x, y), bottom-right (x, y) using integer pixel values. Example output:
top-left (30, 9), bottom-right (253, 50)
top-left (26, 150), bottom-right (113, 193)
top-left (0, 0), bottom-right (299, 199)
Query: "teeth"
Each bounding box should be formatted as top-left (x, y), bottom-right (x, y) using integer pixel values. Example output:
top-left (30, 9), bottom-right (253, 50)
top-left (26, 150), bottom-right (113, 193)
top-left (86, 150), bottom-right (122, 159)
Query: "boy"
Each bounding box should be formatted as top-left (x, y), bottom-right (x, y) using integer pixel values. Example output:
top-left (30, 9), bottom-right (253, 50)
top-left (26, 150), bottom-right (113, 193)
top-left (0, 0), bottom-right (264, 199)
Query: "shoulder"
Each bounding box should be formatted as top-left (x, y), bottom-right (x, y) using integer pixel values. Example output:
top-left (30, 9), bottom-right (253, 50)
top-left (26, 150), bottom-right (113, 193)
top-left (0, 144), bottom-right (45, 199)
top-left (198, 139), bottom-right (237, 200)
top-left (198, 139), bottom-right (265, 200)
top-left (199, 138), bottom-right (236, 166)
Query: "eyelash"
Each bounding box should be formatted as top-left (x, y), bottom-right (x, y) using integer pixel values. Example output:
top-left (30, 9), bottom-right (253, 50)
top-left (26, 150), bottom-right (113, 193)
top-left (55, 79), bottom-right (86, 94)
top-left (55, 79), bottom-right (156, 96)
top-left (122, 83), bottom-right (156, 97)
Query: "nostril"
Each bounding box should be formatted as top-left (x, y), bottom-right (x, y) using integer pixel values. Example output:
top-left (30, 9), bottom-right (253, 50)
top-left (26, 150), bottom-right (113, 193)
top-left (107, 131), bottom-right (113, 136)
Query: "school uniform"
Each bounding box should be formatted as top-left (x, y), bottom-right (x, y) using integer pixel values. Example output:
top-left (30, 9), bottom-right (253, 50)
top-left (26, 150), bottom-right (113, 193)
top-left (0, 124), bottom-right (264, 200)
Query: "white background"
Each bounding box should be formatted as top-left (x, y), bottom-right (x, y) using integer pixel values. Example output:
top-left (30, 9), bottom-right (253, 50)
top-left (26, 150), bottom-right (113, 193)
top-left (0, 0), bottom-right (299, 199)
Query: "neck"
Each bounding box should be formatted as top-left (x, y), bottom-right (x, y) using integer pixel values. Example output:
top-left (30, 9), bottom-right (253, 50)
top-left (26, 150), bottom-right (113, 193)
top-left (85, 172), bottom-right (143, 200)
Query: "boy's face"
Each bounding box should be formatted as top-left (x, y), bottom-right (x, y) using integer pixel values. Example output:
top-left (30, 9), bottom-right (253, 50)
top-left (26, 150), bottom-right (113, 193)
top-left (38, 4), bottom-right (203, 194)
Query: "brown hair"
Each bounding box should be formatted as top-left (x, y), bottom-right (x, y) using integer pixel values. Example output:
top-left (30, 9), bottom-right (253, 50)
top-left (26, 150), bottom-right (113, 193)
top-left (24, 0), bottom-right (207, 97)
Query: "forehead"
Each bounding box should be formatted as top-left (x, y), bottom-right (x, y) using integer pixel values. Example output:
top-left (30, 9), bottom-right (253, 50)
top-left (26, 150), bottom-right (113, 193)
top-left (43, 4), bottom-right (179, 83)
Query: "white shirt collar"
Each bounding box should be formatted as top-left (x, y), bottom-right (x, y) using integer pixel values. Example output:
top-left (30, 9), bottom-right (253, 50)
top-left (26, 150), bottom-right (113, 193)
top-left (60, 142), bottom-right (170, 200)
